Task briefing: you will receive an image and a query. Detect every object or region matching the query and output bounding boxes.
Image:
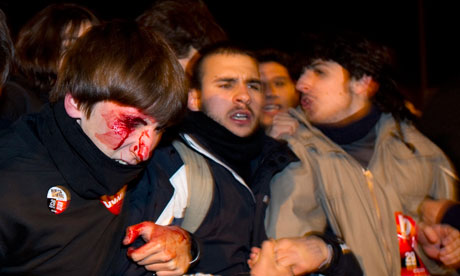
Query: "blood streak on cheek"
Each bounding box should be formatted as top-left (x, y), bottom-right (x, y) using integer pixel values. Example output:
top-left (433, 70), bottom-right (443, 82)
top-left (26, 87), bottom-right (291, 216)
top-left (136, 130), bottom-right (150, 161)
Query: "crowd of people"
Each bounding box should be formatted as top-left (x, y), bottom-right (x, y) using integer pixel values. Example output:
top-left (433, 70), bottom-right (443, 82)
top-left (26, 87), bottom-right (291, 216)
top-left (0, 1), bottom-right (459, 275)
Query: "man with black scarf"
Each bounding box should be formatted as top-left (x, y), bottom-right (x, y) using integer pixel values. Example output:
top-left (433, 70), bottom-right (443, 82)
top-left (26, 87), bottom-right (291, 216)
top-left (0, 21), bottom-right (189, 275)
top-left (120, 43), bottom-right (295, 276)
top-left (121, 43), bottom-right (361, 276)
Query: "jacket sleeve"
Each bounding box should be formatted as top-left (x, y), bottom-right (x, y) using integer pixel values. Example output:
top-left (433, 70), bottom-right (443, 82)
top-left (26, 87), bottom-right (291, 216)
top-left (431, 151), bottom-right (458, 201)
top-left (442, 203), bottom-right (460, 230)
top-left (311, 231), bottom-right (364, 276)
top-left (187, 231), bottom-right (202, 270)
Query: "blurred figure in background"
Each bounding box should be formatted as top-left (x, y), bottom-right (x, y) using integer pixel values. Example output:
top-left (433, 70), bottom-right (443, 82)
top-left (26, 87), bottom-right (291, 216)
top-left (14, 3), bottom-right (100, 104)
top-left (137, 0), bottom-right (227, 76)
top-left (256, 48), bottom-right (299, 136)
top-left (0, 8), bottom-right (22, 128)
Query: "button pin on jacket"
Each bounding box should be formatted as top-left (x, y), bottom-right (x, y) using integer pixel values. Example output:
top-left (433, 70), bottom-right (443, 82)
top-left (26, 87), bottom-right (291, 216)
top-left (47, 186), bottom-right (71, 214)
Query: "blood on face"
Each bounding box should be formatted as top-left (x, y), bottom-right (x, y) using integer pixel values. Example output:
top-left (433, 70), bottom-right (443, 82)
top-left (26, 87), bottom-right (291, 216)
top-left (95, 108), bottom-right (150, 160)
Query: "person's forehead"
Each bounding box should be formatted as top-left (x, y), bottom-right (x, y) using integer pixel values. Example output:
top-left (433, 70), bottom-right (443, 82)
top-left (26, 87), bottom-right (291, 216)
top-left (309, 59), bottom-right (351, 80)
top-left (259, 62), bottom-right (289, 76)
top-left (310, 59), bottom-right (339, 67)
top-left (202, 53), bottom-right (259, 77)
top-left (310, 59), bottom-right (350, 75)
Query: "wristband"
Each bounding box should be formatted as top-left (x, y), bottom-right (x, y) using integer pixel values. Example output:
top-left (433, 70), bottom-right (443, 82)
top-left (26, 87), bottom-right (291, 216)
top-left (317, 244), bottom-right (333, 271)
top-left (189, 233), bottom-right (201, 265)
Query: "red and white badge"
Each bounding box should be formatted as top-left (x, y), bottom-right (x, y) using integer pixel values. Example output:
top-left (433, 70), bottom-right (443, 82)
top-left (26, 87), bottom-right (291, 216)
top-left (100, 185), bottom-right (127, 215)
top-left (47, 186), bottom-right (71, 214)
top-left (395, 212), bottom-right (429, 276)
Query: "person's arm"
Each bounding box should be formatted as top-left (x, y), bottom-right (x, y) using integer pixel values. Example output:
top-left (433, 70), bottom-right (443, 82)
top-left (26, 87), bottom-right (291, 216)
top-left (249, 232), bottom-right (363, 276)
top-left (267, 112), bottom-right (299, 140)
top-left (311, 232), bottom-right (363, 276)
top-left (188, 232), bottom-right (201, 269)
top-left (417, 223), bottom-right (460, 269)
top-left (420, 198), bottom-right (459, 229)
top-left (441, 203), bottom-right (460, 231)
top-left (273, 234), bottom-right (332, 275)
top-left (249, 240), bottom-right (296, 276)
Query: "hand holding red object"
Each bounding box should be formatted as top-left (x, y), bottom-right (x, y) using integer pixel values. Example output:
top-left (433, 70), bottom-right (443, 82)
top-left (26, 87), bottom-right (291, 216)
top-left (123, 221), bottom-right (192, 276)
top-left (418, 223), bottom-right (460, 268)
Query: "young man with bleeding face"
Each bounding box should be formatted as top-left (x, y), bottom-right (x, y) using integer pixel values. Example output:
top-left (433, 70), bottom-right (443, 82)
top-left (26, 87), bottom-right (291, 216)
top-left (64, 96), bottom-right (162, 165)
top-left (0, 21), bottom-right (189, 275)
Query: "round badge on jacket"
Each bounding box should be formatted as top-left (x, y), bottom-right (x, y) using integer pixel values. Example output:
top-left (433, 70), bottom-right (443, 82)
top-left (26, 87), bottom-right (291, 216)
top-left (47, 186), bottom-right (71, 214)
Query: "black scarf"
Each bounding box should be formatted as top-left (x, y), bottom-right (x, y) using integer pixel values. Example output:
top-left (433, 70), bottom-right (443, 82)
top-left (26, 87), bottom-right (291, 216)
top-left (180, 111), bottom-right (265, 183)
top-left (41, 100), bottom-right (145, 199)
top-left (316, 105), bottom-right (382, 145)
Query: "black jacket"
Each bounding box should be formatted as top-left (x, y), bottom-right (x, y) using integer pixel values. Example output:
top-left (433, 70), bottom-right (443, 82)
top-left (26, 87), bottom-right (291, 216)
top-left (0, 101), bottom-right (144, 275)
top-left (118, 131), bottom-right (298, 275)
top-left (442, 204), bottom-right (460, 231)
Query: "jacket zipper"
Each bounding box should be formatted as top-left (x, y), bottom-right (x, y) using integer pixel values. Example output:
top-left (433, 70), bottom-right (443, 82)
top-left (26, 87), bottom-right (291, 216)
top-left (363, 168), bottom-right (393, 272)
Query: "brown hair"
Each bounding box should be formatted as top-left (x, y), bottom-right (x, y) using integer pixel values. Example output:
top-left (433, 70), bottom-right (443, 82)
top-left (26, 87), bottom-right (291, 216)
top-left (14, 3), bottom-right (100, 96)
top-left (50, 20), bottom-right (187, 129)
top-left (137, 0), bottom-right (227, 59)
top-left (190, 42), bottom-right (257, 90)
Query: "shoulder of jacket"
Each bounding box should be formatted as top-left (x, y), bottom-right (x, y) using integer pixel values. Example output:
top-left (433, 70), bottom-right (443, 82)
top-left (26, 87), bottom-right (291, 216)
top-left (377, 115), bottom-right (447, 159)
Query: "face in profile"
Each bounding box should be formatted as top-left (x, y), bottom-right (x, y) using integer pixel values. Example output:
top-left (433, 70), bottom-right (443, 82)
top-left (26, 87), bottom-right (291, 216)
top-left (65, 95), bottom-right (162, 165)
top-left (297, 60), bottom-right (363, 124)
top-left (192, 53), bottom-right (262, 137)
top-left (259, 61), bottom-right (299, 128)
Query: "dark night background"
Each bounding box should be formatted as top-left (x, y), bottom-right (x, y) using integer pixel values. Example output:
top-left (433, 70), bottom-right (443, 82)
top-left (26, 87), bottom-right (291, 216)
top-left (0, 0), bottom-right (459, 109)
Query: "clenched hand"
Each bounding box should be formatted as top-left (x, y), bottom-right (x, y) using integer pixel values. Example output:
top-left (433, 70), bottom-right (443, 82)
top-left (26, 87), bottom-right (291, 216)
top-left (123, 221), bottom-right (192, 276)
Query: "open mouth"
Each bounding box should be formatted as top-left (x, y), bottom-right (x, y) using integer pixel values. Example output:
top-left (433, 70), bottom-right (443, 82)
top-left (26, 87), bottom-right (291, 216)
top-left (230, 110), bottom-right (252, 123)
top-left (231, 113), bottom-right (249, 120)
top-left (300, 95), bottom-right (312, 110)
top-left (263, 104), bottom-right (281, 113)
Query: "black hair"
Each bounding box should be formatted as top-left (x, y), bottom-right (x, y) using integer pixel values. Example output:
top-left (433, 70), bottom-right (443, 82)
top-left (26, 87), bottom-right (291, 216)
top-left (255, 48), bottom-right (295, 80)
top-left (190, 42), bottom-right (257, 90)
top-left (299, 31), bottom-right (414, 122)
top-left (137, 0), bottom-right (227, 59)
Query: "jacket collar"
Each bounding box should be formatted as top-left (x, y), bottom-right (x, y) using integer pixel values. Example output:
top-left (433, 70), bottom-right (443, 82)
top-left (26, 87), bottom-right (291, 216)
top-left (288, 107), bottom-right (343, 154)
top-left (289, 108), bottom-right (432, 160)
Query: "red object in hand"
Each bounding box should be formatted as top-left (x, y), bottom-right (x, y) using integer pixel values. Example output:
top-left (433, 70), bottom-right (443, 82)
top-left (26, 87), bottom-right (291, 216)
top-left (123, 221), bottom-right (190, 258)
top-left (123, 222), bottom-right (192, 274)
